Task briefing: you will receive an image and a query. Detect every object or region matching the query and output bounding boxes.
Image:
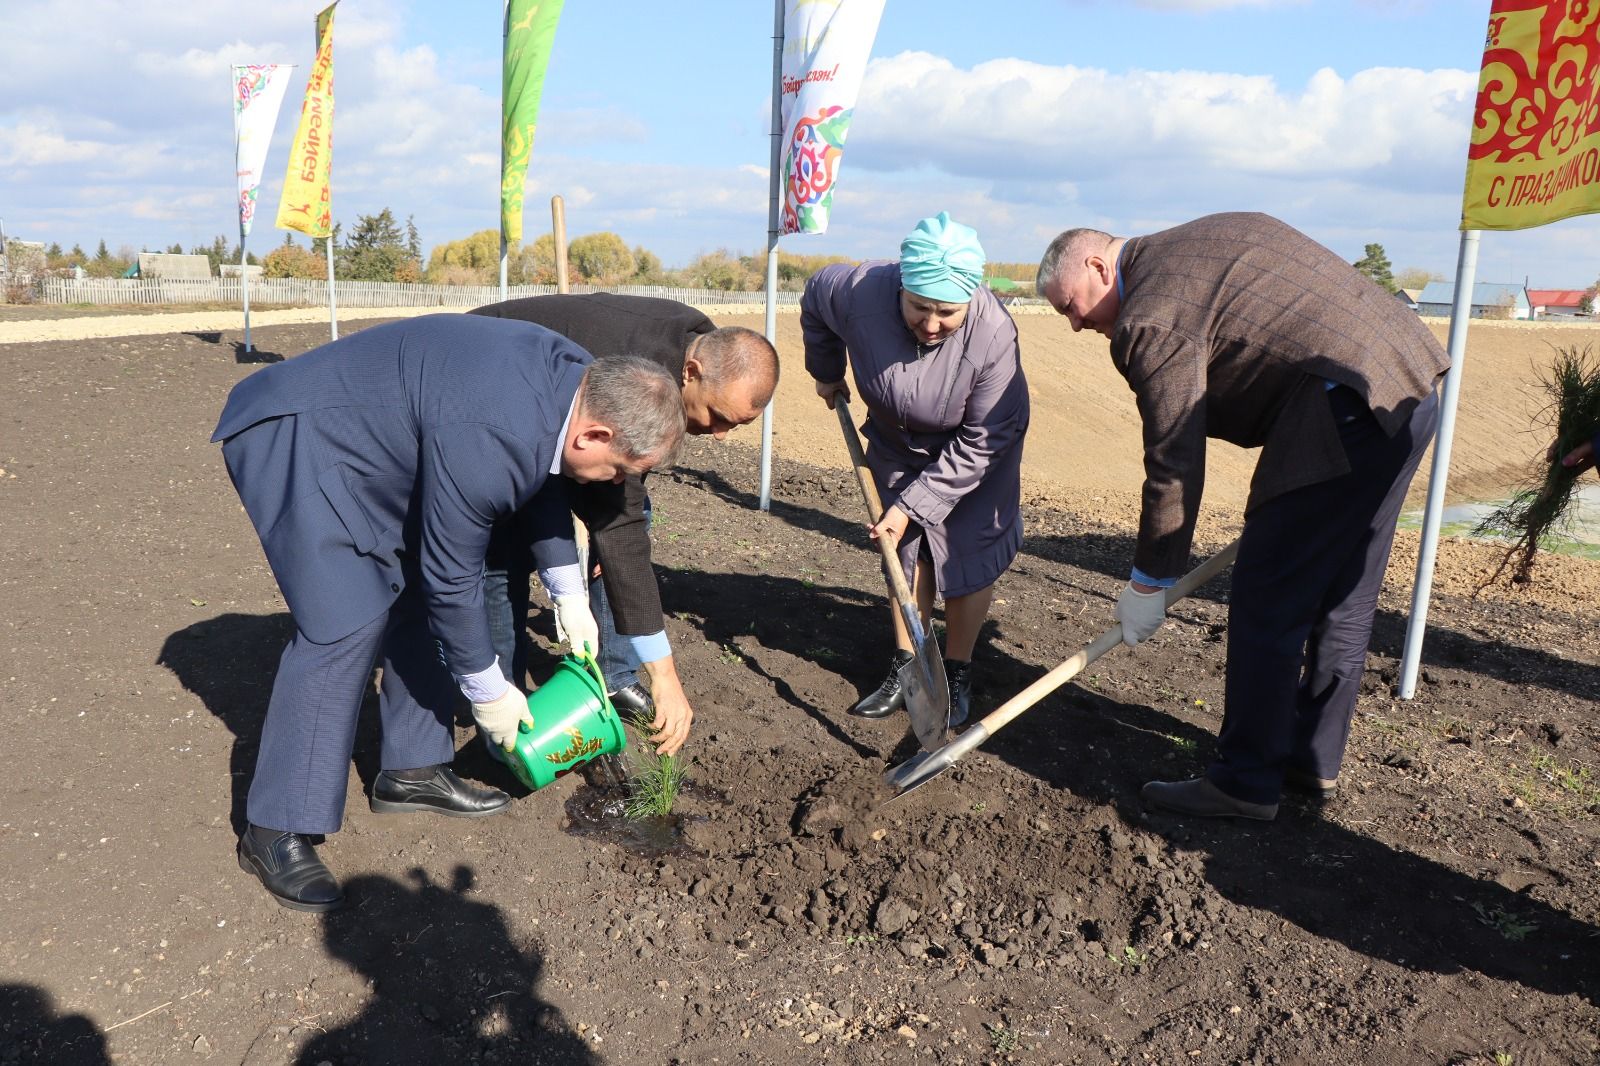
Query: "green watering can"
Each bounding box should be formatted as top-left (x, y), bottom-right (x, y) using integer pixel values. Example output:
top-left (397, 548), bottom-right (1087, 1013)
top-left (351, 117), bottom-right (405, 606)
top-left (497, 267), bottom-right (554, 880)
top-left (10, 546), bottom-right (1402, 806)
top-left (490, 650), bottom-right (626, 791)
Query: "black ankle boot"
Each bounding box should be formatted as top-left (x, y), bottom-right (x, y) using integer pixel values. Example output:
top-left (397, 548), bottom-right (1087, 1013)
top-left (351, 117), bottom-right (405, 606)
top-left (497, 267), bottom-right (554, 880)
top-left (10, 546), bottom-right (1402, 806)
top-left (946, 659), bottom-right (972, 728)
top-left (850, 650), bottom-right (914, 719)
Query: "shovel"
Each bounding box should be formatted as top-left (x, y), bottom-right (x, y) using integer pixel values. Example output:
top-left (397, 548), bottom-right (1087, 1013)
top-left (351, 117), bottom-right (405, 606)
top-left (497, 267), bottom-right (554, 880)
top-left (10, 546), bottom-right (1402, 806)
top-left (882, 539), bottom-right (1240, 798)
top-left (833, 396), bottom-right (951, 752)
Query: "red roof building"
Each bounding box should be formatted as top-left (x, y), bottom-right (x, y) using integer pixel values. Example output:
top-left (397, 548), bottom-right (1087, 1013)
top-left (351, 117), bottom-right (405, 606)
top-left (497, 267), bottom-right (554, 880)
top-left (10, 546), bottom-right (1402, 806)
top-left (1526, 289), bottom-right (1591, 318)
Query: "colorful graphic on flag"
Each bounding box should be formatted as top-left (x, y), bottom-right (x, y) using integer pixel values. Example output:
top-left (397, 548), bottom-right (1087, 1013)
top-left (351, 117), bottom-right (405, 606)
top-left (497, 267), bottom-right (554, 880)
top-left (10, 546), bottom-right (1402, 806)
top-left (233, 65), bottom-right (294, 236)
top-left (501, 0), bottom-right (565, 243)
top-left (1462, 1), bottom-right (1600, 231)
top-left (780, 0), bottom-right (885, 235)
top-left (275, 3), bottom-right (338, 239)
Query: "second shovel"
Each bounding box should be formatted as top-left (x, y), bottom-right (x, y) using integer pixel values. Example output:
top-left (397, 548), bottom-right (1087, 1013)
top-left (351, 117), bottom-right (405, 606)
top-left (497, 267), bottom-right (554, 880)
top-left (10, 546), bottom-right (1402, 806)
top-left (834, 397), bottom-right (951, 752)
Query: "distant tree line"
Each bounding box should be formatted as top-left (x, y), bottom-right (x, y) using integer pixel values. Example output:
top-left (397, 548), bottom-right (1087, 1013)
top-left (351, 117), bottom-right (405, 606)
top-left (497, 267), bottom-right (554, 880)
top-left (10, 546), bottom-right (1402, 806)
top-left (50, 218), bottom-right (1491, 301)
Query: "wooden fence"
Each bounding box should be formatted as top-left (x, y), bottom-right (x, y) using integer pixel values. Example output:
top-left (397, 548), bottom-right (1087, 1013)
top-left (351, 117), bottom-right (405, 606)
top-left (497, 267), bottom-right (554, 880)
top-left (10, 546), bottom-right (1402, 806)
top-left (34, 276), bottom-right (805, 308)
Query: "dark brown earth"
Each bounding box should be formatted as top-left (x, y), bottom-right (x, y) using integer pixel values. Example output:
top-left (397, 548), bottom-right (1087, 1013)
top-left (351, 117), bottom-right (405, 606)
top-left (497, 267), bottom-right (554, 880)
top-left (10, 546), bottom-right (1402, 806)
top-left (3, 316), bottom-right (1600, 1066)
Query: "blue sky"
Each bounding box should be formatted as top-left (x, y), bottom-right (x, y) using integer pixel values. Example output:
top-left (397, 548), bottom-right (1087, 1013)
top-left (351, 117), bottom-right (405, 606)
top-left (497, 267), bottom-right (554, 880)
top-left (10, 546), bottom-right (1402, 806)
top-left (3, 0), bottom-right (1595, 287)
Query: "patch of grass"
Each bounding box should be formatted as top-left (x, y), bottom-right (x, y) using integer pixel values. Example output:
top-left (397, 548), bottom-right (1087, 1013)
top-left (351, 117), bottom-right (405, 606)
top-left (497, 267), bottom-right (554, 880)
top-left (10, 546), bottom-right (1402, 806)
top-left (1161, 733), bottom-right (1198, 756)
top-left (1364, 713), bottom-right (1408, 735)
top-left (986, 1023), bottom-right (1022, 1053)
top-left (969, 801), bottom-right (988, 814)
top-left (718, 643), bottom-right (744, 666)
top-left (1495, 1052), bottom-right (1515, 1066)
top-left (1471, 901), bottom-right (1538, 942)
top-left (1115, 945), bottom-right (1148, 969)
top-left (1500, 752), bottom-right (1600, 817)
top-left (1533, 753), bottom-right (1598, 799)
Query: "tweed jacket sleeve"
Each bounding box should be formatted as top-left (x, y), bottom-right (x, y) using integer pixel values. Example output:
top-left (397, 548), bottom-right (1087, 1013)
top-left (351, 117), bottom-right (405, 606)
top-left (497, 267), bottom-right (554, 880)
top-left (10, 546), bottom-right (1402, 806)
top-left (1111, 321), bottom-right (1210, 580)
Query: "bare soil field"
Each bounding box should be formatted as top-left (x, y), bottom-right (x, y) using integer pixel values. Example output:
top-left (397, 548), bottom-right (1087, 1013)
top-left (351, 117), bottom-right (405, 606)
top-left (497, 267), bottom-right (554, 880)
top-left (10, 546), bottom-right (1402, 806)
top-left (2, 309), bottom-right (1599, 1065)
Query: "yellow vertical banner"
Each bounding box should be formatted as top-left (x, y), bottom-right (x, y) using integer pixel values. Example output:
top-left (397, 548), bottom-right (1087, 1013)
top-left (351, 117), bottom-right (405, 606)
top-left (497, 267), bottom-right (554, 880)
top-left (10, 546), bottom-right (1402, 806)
top-left (501, 0), bottom-right (565, 244)
top-left (1461, 0), bottom-right (1600, 231)
top-left (276, 2), bottom-right (338, 238)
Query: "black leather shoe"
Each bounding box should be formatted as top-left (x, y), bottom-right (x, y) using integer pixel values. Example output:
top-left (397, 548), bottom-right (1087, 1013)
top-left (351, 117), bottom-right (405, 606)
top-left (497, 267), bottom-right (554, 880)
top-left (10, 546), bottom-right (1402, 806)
top-left (237, 826), bottom-right (344, 913)
top-left (946, 659), bottom-right (972, 729)
top-left (851, 650), bottom-right (914, 719)
top-left (609, 681), bottom-right (654, 723)
top-left (370, 766), bottom-right (510, 818)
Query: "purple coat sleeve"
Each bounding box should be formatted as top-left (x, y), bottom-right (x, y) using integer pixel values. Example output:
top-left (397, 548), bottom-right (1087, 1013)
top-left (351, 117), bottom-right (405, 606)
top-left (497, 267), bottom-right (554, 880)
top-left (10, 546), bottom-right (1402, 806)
top-left (800, 265), bottom-right (852, 385)
top-left (895, 316), bottom-right (1028, 528)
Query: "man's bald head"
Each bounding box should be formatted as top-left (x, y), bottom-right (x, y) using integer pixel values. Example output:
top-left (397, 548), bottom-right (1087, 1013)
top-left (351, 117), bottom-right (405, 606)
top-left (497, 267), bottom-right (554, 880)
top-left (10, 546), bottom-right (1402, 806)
top-left (680, 327), bottom-right (780, 438)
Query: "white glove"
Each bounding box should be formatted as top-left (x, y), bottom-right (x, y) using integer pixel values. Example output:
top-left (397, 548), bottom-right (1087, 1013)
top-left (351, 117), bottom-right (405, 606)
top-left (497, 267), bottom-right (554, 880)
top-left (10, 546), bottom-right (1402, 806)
top-left (553, 593), bottom-right (600, 657)
top-left (1115, 582), bottom-right (1167, 647)
top-left (471, 686), bottom-right (532, 749)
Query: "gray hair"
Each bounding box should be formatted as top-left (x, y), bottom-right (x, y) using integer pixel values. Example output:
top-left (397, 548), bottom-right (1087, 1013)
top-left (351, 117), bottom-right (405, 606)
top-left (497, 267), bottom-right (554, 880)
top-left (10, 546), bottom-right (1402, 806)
top-left (1036, 227), bottom-right (1116, 293)
top-left (579, 355), bottom-right (687, 468)
top-left (691, 326), bottom-right (780, 400)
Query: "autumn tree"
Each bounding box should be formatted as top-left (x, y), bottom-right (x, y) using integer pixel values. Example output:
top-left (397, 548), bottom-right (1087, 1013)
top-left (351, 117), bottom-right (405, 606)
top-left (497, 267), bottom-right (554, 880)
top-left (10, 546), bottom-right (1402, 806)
top-left (1394, 267), bottom-right (1443, 291)
top-left (426, 229), bottom-right (501, 284)
top-left (262, 243), bottom-right (327, 279)
top-left (568, 232), bottom-right (635, 285)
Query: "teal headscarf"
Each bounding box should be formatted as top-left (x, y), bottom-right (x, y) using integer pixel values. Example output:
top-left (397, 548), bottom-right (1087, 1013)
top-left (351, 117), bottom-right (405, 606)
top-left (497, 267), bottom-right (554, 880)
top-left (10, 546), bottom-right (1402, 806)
top-left (899, 211), bottom-right (986, 303)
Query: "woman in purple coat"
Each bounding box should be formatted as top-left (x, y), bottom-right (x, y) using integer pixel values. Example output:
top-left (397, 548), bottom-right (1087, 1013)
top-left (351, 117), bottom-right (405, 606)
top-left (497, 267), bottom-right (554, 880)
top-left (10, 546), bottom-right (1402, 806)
top-left (805, 212), bottom-right (1030, 726)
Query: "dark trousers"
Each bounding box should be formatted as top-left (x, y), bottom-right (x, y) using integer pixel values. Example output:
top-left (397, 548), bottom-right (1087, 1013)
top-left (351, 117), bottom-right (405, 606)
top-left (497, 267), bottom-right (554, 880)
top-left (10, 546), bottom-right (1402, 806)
top-left (1209, 386), bottom-right (1439, 804)
top-left (247, 580), bottom-right (460, 835)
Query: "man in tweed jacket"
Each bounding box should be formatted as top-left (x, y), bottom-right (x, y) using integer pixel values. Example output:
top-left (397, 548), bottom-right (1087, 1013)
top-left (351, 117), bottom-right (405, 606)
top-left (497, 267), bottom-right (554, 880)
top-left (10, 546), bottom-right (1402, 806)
top-left (1038, 213), bottom-right (1448, 820)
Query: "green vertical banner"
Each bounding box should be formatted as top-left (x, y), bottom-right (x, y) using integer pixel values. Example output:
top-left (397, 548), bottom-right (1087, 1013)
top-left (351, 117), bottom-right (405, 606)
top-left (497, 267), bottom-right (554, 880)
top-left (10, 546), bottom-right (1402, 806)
top-left (501, 0), bottom-right (565, 244)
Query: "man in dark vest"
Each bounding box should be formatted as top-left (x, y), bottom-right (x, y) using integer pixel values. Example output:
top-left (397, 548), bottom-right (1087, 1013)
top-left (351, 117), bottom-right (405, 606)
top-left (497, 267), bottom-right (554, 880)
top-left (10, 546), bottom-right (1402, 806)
top-left (1037, 213), bottom-right (1448, 820)
top-left (213, 314), bottom-right (685, 910)
top-left (470, 294), bottom-right (778, 745)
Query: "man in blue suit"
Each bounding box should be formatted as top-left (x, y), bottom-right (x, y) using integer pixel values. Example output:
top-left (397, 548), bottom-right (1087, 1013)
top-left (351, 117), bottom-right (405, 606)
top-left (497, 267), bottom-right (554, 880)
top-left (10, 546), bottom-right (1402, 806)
top-left (213, 313), bottom-right (686, 911)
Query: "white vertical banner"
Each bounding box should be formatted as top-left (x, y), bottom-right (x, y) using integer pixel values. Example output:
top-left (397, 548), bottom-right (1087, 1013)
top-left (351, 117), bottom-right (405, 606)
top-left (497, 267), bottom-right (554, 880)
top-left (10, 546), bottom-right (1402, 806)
top-left (233, 63), bottom-right (293, 354)
top-left (233, 64), bottom-right (294, 237)
top-left (779, 0), bottom-right (884, 236)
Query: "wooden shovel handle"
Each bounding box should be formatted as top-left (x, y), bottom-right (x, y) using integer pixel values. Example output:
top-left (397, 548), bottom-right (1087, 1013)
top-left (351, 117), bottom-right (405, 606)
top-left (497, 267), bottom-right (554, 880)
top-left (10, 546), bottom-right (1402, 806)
top-left (834, 397), bottom-right (918, 608)
top-left (969, 539), bottom-right (1240, 739)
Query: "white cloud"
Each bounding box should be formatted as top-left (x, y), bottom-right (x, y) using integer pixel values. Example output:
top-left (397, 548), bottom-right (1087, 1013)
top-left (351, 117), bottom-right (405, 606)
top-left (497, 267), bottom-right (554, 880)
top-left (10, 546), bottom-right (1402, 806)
top-left (847, 52), bottom-right (1477, 184)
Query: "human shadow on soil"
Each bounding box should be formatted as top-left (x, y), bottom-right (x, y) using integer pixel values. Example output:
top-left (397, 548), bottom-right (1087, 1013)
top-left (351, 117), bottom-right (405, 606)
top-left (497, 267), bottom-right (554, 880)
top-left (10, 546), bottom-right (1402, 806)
top-left (981, 664), bottom-right (1600, 1008)
top-left (0, 983), bottom-right (112, 1065)
top-left (181, 330), bottom-right (286, 363)
top-left (157, 613), bottom-right (489, 833)
top-left (287, 865), bottom-right (597, 1066)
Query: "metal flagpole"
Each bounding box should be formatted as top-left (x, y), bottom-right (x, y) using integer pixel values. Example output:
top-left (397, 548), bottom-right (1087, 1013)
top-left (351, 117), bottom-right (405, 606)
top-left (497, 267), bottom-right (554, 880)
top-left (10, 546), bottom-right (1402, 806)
top-left (758, 0), bottom-right (783, 512)
top-left (1398, 228), bottom-right (1480, 699)
top-left (324, 233), bottom-right (339, 340)
top-left (499, 0), bottom-right (510, 304)
top-left (240, 231), bottom-right (253, 353)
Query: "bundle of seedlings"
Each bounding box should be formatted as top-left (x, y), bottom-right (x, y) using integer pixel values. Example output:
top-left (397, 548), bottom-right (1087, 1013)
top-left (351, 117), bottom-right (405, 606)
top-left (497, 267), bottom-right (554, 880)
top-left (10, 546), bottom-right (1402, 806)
top-left (620, 709), bottom-right (686, 819)
top-left (1473, 344), bottom-right (1600, 592)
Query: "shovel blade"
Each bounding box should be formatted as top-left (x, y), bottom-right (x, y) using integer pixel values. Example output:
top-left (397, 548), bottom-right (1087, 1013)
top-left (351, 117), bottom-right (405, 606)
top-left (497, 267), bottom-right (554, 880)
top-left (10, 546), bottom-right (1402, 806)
top-left (899, 630), bottom-right (949, 752)
top-left (882, 747), bottom-right (955, 798)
